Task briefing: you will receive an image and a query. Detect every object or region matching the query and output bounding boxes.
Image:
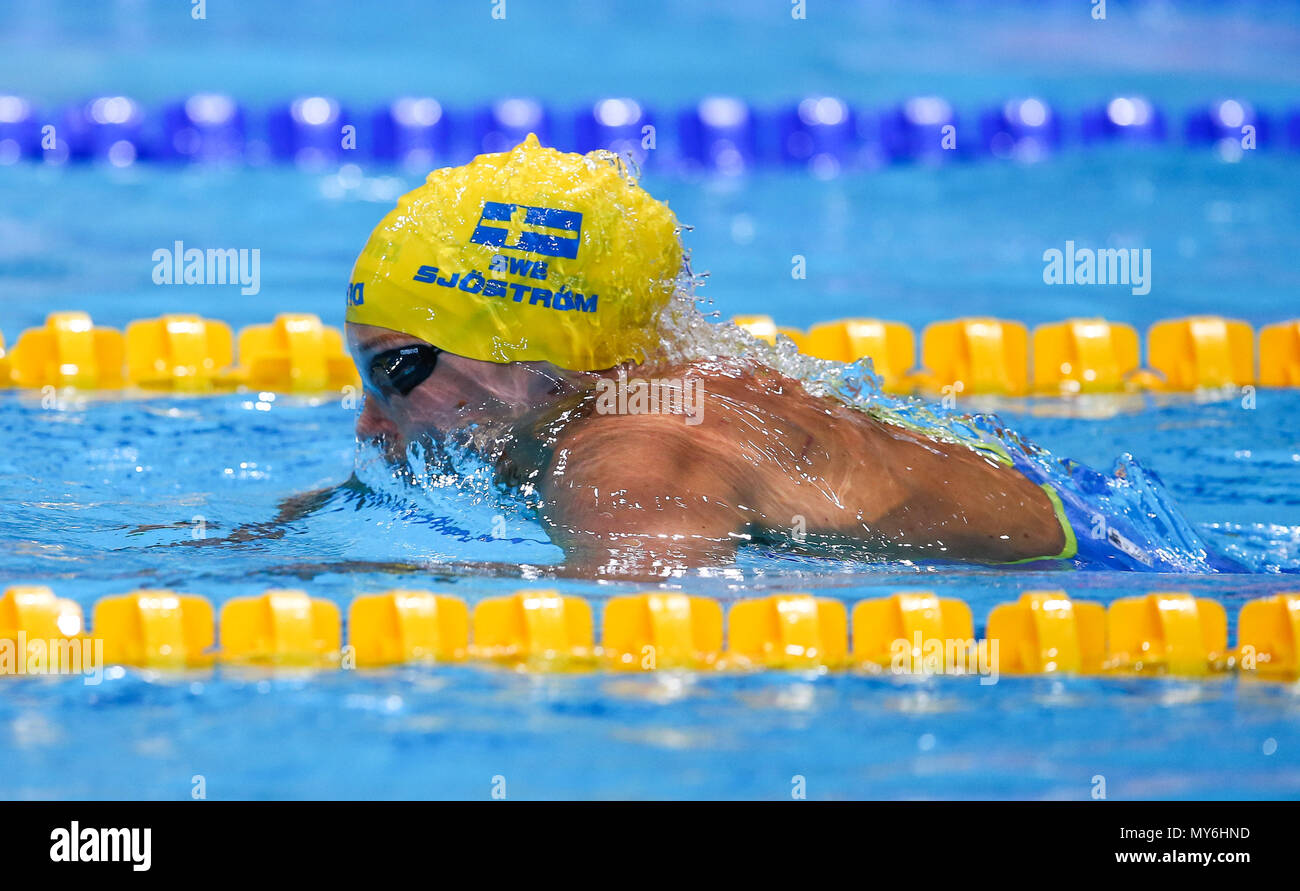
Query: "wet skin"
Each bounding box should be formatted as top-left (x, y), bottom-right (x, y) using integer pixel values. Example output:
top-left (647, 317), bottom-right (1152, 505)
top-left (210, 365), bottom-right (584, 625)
top-left (347, 322), bottom-right (1065, 579)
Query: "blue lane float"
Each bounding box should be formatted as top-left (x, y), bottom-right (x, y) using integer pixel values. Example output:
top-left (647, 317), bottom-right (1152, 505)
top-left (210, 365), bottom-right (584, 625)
top-left (1184, 99), bottom-right (1270, 149)
top-left (574, 98), bottom-right (654, 168)
top-left (473, 98), bottom-right (551, 155)
top-left (980, 97), bottom-right (1061, 160)
top-left (267, 96), bottom-right (353, 165)
top-left (677, 96), bottom-right (758, 174)
top-left (880, 96), bottom-right (964, 161)
top-left (777, 96), bottom-right (859, 174)
top-left (371, 97), bottom-right (452, 168)
top-left (0, 95), bottom-right (42, 163)
top-left (65, 95), bottom-right (148, 164)
top-left (1080, 95), bottom-right (1167, 144)
top-left (160, 93), bottom-right (246, 163)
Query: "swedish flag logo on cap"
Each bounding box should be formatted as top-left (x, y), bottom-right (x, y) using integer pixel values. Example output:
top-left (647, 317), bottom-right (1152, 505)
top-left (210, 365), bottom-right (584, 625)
top-left (469, 201), bottom-right (583, 260)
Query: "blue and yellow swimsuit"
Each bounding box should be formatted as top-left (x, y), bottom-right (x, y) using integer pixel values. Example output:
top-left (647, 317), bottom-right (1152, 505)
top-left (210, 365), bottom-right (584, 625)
top-left (870, 405), bottom-right (1231, 571)
top-left (970, 437), bottom-right (1153, 569)
top-left (966, 435), bottom-right (1238, 571)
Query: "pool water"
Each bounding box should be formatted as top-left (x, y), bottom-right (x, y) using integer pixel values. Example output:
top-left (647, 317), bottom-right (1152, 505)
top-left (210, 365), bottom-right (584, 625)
top-left (2, 378), bottom-right (1298, 798)
top-left (2, 0), bottom-right (1300, 799)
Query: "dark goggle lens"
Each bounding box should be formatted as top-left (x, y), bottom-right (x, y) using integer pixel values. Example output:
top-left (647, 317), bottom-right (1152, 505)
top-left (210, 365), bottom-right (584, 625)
top-left (369, 344), bottom-right (441, 397)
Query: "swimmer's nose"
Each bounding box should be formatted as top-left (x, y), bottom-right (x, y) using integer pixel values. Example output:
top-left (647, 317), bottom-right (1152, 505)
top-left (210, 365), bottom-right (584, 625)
top-left (356, 397), bottom-right (401, 443)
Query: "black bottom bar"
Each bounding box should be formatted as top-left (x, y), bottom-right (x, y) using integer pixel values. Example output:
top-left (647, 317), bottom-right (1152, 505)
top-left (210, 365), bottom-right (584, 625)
top-left (0, 801), bottom-right (1286, 878)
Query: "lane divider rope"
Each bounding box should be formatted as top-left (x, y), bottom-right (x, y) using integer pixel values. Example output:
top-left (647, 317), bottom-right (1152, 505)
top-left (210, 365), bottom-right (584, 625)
top-left (0, 94), bottom-right (1288, 169)
top-left (3, 585), bottom-right (1297, 680)
top-left (1, 311), bottom-right (1297, 396)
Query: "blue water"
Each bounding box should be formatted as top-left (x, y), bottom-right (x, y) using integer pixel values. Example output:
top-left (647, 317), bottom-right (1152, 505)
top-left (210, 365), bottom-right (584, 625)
top-left (2, 0), bottom-right (1300, 800)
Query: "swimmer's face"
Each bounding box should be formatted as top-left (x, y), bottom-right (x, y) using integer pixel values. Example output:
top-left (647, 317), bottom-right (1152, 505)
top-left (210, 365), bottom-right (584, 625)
top-left (346, 322), bottom-right (576, 452)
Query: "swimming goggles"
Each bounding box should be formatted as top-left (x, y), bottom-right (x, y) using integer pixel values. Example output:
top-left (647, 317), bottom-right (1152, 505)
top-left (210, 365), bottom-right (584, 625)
top-left (367, 343), bottom-right (443, 398)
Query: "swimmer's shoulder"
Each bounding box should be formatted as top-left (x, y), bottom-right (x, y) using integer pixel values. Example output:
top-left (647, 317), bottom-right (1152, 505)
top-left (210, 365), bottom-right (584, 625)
top-left (637, 356), bottom-right (824, 402)
top-left (541, 402), bottom-right (750, 506)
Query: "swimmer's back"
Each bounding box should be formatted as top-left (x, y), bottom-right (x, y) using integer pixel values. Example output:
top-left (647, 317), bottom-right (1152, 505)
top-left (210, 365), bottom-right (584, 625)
top-left (540, 358), bottom-right (1066, 565)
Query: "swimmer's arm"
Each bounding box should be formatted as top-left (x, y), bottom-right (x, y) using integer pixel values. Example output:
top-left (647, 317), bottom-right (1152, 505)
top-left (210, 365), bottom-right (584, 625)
top-left (866, 432), bottom-right (1069, 562)
top-left (160, 475), bottom-right (368, 547)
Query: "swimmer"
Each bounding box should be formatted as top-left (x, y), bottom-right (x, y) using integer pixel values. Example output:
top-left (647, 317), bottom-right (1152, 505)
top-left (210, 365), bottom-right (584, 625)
top-left (342, 134), bottom-right (1088, 579)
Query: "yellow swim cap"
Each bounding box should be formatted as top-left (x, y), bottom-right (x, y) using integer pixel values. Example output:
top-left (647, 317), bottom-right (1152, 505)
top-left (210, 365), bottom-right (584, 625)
top-left (347, 134), bottom-right (682, 371)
